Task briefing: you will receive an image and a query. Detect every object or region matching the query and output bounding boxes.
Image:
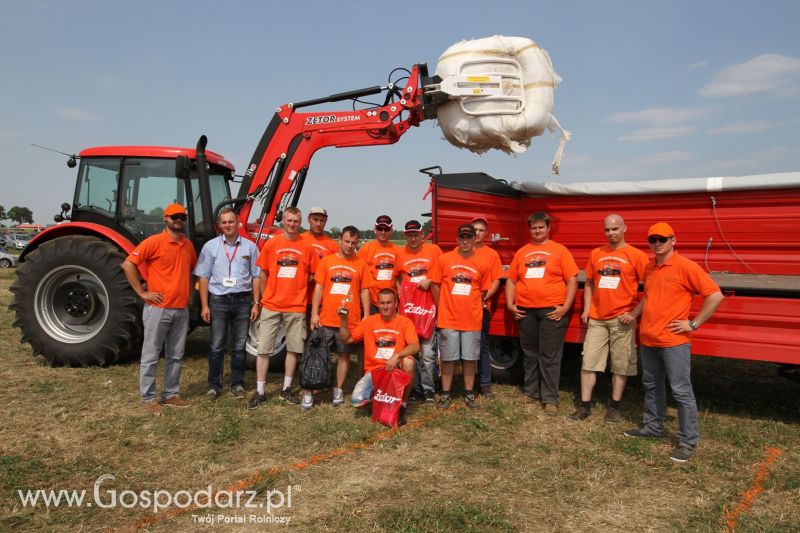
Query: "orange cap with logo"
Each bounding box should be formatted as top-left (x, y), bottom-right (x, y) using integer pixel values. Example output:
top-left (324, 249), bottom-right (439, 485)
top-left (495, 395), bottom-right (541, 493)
top-left (164, 203), bottom-right (188, 217)
top-left (647, 222), bottom-right (675, 237)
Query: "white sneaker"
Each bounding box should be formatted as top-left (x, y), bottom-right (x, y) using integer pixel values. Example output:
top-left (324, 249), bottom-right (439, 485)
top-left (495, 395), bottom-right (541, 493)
top-left (332, 388), bottom-right (344, 406)
top-left (301, 393), bottom-right (314, 411)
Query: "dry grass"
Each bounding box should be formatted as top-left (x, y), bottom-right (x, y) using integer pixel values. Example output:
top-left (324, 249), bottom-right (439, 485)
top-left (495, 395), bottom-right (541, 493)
top-left (0, 267), bottom-right (798, 532)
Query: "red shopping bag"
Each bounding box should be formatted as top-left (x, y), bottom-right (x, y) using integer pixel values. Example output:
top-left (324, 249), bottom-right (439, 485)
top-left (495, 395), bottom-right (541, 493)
top-left (399, 280), bottom-right (436, 340)
top-left (371, 367), bottom-right (412, 428)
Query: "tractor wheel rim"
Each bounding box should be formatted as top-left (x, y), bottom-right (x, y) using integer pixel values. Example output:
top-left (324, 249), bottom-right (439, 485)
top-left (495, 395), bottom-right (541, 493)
top-left (34, 265), bottom-right (110, 343)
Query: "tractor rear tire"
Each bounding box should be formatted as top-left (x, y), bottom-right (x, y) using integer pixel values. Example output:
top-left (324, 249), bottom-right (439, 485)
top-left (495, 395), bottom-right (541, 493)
top-left (10, 236), bottom-right (142, 366)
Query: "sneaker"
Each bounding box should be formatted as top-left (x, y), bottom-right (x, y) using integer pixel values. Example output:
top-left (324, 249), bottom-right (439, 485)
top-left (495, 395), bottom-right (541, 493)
top-left (248, 393), bottom-right (266, 410)
top-left (206, 389), bottom-right (219, 402)
top-left (300, 393), bottom-right (314, 412)
top-left (544, 404), bottom-right (558, 416)
top-left (424, 391), bottom-right (436, 405)
top-left (569, 406), bottom-right (591, 421)
top-left (231, 385), bottom-right (246, 399)
top-left (354, 399), bottom-right (372, 409)
top-left (464, 394), bottom-right (479, 409)
top-left (410, 389), bottom-right (425, 402)
top-left (161, 396), bottom-right (190, 408)
top-left (480, 385), bottom-right (495, 399)
top-left (436, 394), bottom-right (452, 410)
top-left (142, 399), bottom-right (162, 414)
top-left (624, 427), bottom-right (664, 438)
top-left (604, 407), bottom-right (622, 423)
top-left (279, 388), bottom-right (301, 405)
top-left (332, 389), bottom-right (345, 407)
top-left (398, 406), bottom-right (408, 426)
top-left (670, 446), bottom-right (694, 463)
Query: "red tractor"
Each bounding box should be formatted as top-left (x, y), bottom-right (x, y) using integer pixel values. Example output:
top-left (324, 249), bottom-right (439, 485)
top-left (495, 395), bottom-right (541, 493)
top-left (12, 64), bottom-right (446, 366)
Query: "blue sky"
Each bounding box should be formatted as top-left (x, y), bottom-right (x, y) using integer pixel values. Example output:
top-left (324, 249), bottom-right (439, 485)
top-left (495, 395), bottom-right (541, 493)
top-left (2, 0), bottom-right (799, 229)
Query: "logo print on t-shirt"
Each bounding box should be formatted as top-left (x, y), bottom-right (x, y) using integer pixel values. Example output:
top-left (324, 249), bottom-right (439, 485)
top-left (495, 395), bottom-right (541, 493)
top-left (376, 259), bottom-right (395, 270)
top-left (277, 254), bottom-right (299, 266)
top-left (525, 258), bottom-right (547, 268)
top-left (408, 266), bottom-right (428, 277)
top-left (451, 272), bottom-right (473, 284)
top-left (331, 272), bottom-right (353, 283)
top-left (375, 336), bottom-right (397, 348)
top-left (598, 263), bottom-right (622, 276)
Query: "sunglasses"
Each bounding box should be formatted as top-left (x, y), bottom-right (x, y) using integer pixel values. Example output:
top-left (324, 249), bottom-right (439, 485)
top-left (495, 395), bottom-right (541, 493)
top-left (375, 227), bottom-right (392, 232)
top-left (168, 214), bottom-right (188, 221)
top-left (648, 235), bottom-right (670, 244)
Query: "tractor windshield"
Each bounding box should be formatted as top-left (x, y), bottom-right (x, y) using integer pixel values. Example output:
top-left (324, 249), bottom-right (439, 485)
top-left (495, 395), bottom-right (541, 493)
top-left (120, 158), bottom-right (188, 240)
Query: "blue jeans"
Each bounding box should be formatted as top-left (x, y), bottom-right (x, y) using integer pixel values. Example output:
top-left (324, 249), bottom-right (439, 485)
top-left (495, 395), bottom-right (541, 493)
top-left (640, 344), bottom-right (699, 450)
top-left (140, 306), bottom-right (189, 402)
top-left (478, 308), bottom-right (492, 387)
top-left (412, 333), bottom-right (438, 394)
top-left (208, 294), bottom-right (251, 391)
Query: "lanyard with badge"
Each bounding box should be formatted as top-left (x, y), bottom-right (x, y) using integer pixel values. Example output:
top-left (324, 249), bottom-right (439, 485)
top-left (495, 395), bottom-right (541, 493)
top-left (221, 237), bottom-right (239, 288)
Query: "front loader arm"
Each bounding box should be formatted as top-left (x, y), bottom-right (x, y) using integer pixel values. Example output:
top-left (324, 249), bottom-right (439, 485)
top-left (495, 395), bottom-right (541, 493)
top-left (236, 63), bottom-right (437, 244)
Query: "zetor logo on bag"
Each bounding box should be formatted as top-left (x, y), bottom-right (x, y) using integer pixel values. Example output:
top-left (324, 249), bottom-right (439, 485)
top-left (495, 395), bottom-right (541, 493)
top-left (373, 389), bottom-right (402, 405)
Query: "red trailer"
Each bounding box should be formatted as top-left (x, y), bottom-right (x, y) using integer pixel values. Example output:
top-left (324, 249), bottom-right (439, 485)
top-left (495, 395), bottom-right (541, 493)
top-left (429, 169), bottom-right (800, 381)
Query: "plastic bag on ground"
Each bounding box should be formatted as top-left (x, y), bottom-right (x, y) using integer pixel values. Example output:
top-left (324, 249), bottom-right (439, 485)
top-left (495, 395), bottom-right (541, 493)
top-left (371, 367), bottom-right (412, 428)
top-left (299, 328), bottom-right (333, 390)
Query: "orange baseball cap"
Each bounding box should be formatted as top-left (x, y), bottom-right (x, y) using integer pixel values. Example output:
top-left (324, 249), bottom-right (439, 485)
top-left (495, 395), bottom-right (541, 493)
top-left (647, 222), bottom-right (675, 237)
top-left (164, 203), bottom-right (188, 217)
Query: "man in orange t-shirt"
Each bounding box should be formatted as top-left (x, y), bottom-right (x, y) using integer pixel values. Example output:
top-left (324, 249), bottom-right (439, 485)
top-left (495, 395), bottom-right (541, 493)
top-left (122, 203), bottom-right (197, 414)
top-left (307, 225), bottom-right (371, 410)
top-left (248, 206), bottom-right (319, 409)
top-left (570, 214), bottom-right (648, 423)
top-left (358, 214), bottom-right (399, 311)
top-left (301, 206), bottom-right (338, 307)
top-left (471, 216), bottom-right (506, 399)
top-left (623, 222), bottom-right (722, 463)
top-left (506, 211), bottom-right (579, 415)
top-left (340, 288), bottom-right (419, 425)
top-left (430, 224), bottom-right (491, 410)
top-left (395, 219), bottom-right (442, 404)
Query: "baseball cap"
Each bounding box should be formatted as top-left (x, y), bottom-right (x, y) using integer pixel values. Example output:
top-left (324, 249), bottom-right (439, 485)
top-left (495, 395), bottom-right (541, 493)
top-left (404, 220), bottom-right (423, 233)
top-left (164, 203), bottom-right (188, 217)
top-left (308, 207), bottom-right (328, 217)
top-left (375, 215), bottom-right (393, 229)
top-left (647, 222), bottom-right (675, 238)
top-left (471, 216), bottom-right (489, 226)
top-left (457, 224), bottom-right (476, 237)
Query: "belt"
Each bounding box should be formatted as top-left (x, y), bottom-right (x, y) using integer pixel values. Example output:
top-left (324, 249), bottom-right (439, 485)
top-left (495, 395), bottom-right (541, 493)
top-left (210, 292), bottom-right (252, 299)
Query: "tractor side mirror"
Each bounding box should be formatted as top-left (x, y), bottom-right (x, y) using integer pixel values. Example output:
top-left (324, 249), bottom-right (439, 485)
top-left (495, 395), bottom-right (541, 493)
top-left (175, 155), bottom-right (192, 179)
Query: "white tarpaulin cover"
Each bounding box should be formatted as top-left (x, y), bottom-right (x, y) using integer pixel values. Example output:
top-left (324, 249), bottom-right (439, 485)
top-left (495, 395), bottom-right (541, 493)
top-left (435, 35), bottom-right (570, 174)
top-left (511, 171), bottom-right (800, 196)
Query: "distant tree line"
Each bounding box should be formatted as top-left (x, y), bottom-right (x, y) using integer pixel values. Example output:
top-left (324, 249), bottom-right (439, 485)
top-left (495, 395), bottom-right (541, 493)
top-left (0, 205), bottom-right (34, 227)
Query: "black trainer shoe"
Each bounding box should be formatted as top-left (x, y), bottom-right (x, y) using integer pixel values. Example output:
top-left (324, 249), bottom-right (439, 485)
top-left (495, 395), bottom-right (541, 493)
top-left (247, 393), bottom-right (266, 410)
top-left (231, 385), bottom-right (246, 399)
top-left (437, 394), bottom-right (452, 410)
top-left (398, 406), bottom-right (408, 426)
top-left (569, 406), bottom-right (591, 421)
top-left (604, 406), bottom-right (622, 423)
top-left (424, 391), bottom-right (436, 405)
top-left (464, 394), bottom-right (479, 409)
top-left (279, 388), bottom-right (300, 405)
top-left (206, 389), bottom-right (219, 402)
top-left (670, 446), bottom-right (693, 463)
top-left (624, 427), bottom-right (664, 438)
top-left (410, 389), bottom-right (425, 402)
top-left (480, 385), bottom-right (495, 399)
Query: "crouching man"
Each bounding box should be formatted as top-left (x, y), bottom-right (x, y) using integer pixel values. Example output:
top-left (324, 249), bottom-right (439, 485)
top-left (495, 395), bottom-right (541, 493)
top-left (339, 289), bottom-right (419, 425)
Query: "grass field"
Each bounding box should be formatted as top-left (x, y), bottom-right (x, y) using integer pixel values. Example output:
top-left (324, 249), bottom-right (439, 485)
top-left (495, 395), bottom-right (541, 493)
top-left (0, 267), bottom-right (798, 532)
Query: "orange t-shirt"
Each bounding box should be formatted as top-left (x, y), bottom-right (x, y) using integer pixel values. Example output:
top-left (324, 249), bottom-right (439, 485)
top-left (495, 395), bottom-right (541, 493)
top-left (349, 314), bottom-right (418, 374)
top-left (302, 232), bottom-right (338, 302)
top-left (357, 240), bottom-right (399, 304)
top-left (508, 241), bottom-right (579, 308)
top-left (257, 234), bottom-right (318, 313)
top-left (640, 252), bottom-right (720, 347)
top-left (396, 243), bottom-right (443, 284)
top-left (471, 245), bottom-right (505, 282)
top-left (429, 250), bottom-right (491, 331)
top-left (585, 244), bottom-right (649, 320)
top-left (127, 230), bottom-right (197, 308)
top-left (314, 254), bottom-right (371, 328)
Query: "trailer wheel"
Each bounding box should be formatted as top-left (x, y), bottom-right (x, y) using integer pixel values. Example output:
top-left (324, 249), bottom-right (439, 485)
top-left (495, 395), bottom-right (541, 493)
top-left (244, 319), bottom-right (287, 372)
top-left (489, 335), bottom-right (523, 384)
top-left (10, 236), bottom-right (142, 366)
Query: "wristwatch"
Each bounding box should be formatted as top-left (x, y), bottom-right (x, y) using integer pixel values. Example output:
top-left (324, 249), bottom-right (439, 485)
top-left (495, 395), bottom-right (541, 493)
top-left (689, 319), bottom-right (699, 330)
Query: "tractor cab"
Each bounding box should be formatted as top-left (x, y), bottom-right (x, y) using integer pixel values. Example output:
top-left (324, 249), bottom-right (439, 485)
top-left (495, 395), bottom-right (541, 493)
top-left (69, 144), bottom-right (235, 251)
